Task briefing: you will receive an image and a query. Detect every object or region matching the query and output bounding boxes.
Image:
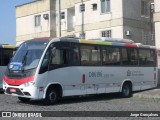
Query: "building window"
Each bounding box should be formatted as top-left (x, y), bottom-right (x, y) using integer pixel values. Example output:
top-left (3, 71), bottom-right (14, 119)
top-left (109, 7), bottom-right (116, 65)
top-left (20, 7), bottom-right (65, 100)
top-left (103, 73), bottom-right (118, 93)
top-left (141, 1), bottom-right (149, 16)
top-left (101, 0), bottom-right (110, 13)
top-left (80, 4), bottom-right (85, 12)
top-left (61, 12), bottom-right (65, 19)
top-left (35, 15), bottom-right (41, 27)
top-left (92, 3), bottom-right (97, 11)
top-left (101, 30), bottom-right (111, 38)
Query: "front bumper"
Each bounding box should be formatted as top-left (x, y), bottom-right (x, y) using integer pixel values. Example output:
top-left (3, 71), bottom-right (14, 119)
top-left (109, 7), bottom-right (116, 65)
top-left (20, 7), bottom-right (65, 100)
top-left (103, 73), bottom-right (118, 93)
top-left (3, 84), bottom-right (44, 100)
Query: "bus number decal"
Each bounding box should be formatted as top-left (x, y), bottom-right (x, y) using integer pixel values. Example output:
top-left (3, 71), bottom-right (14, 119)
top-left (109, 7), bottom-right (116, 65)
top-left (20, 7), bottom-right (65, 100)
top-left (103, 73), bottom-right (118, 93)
top-left (89, 71), bottom-right (102, 78)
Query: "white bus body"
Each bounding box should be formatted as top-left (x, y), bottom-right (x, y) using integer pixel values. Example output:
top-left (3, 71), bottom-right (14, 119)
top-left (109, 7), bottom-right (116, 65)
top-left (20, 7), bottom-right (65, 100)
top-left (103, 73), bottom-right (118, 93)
top-left (3, 38), bottom-right (158, 104)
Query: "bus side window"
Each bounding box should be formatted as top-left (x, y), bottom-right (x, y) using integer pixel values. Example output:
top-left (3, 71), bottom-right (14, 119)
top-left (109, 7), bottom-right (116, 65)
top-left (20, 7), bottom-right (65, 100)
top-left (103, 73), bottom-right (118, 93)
top-left (139, 49), bottom-right (155, 66)
top-left (72, 45), bottom-right (80, 65)
top-left (102, 47), bottom-right (120, 65)
top-left (49, 48), bottom-right (69, 69)
top-left (121, 48), bottom-right (130, 65)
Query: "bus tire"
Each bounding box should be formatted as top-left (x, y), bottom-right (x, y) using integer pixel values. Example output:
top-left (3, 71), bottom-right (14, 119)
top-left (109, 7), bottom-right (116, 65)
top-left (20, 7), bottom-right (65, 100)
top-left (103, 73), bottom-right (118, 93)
top-left (18, 97), bottom-right (30, 102)
top-left (44, 88), bottom-right (58, 105)
top-left (121, 83), bottom-right (132, 98)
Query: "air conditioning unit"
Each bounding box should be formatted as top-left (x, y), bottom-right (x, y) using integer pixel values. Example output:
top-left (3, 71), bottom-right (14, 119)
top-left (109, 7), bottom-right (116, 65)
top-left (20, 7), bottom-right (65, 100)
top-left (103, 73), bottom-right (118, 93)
top-left (43, 14), bottom-right (49, 20)
top-left (125, 31), bottom-right (131, 36)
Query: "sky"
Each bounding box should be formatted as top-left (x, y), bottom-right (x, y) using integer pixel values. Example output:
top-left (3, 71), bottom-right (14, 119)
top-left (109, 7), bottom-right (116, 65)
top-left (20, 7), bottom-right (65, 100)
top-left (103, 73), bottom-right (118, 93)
top-left (0, 0), bottom-right (34, 45)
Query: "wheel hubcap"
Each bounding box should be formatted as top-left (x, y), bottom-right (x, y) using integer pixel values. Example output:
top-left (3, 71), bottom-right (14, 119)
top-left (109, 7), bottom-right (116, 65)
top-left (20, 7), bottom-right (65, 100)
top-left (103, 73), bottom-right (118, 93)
top-left (123, 86), bottom-right (129, 96)
top-left (49, 92), bottom-right (56, 102)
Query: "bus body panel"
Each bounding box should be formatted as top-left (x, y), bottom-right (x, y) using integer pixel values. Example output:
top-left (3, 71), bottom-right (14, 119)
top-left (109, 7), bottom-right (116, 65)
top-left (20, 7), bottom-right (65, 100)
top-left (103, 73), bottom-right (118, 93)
top-left (38, 66), bottom-right (157, 98)
top-left (3, 66), bottom-right (157, 100)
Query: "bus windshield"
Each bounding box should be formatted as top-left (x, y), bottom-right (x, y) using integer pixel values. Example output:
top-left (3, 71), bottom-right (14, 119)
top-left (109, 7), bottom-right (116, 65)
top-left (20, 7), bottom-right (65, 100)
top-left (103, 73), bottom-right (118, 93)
top-left (9, 40), bottom-right (48, 71)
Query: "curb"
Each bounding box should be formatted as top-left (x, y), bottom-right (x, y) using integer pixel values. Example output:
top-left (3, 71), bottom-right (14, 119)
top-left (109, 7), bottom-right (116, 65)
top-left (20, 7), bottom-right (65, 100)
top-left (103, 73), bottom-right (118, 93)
top-left (133, 88), bottom-right (160, 99)
top-left (133, 93), bottom-right (160, 99)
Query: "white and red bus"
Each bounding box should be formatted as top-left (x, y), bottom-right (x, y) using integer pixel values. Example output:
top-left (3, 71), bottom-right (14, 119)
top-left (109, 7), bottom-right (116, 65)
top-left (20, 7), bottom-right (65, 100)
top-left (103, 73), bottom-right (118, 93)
top-left (3, 37), bottom-right (158, 104)
top-left (0, 44), bottom-right (16, 90)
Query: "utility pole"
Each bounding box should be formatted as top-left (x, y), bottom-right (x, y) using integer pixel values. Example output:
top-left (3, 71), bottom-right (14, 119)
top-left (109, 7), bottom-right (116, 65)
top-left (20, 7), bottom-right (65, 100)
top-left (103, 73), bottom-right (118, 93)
top-left (81, 0), bottom-right (85, 39)
top-left (150, 3), bottom-right (155, 45)
top-left (58, 0), bottom-right (61, 37)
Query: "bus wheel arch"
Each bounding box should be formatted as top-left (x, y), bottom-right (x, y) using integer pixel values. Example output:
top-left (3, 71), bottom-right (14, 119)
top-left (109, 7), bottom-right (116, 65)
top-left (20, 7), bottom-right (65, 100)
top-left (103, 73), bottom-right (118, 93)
top-left (44, 84), bottom-right (63, 105)
top-left (120, 80), bottom-right (132, 98)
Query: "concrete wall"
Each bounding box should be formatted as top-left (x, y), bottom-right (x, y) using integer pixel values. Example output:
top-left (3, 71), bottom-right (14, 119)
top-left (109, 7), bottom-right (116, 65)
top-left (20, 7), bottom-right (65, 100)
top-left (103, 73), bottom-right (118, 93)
top-left (57, 0), bottom-right (153, 43)
top-left (154, 0), bottom-right (160, 86)
top-left (16, 0), bottom-right (56, 45)
top-left (58, 0), bottom-right (124, 38)
top-left (154, 0), bottom-right (160, 50)
top-left (122, 0), bottom-right (152, 44)
top-left (16, 0), bottom-right (154, 45)
top-left (16, 11), bottom-right (51, 36)
top-left (75, 0), bottom-right (123, 25)
top-left (123, 0), bottom-right (151, 22)
top-left (16, 0), bottom-right (50, 18)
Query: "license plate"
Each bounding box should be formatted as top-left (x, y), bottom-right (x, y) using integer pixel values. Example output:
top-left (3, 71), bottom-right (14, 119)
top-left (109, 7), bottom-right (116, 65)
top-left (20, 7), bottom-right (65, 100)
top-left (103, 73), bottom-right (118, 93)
top-left (10, 88), bottom-right (16, 93)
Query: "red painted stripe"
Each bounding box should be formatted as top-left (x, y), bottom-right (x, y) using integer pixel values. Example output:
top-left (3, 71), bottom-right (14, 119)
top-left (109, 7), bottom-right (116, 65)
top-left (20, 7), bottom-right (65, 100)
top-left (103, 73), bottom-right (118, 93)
top-left (154, 73), bottom-right (156, 80)
top-left (156, 49), bottom-right (158, 67)
top-left (125, 44), bottom-right (137, 47)
top-left (82, 74), bottom-right (85, 84)
top-left (3, 75), bottom-right (34, 86)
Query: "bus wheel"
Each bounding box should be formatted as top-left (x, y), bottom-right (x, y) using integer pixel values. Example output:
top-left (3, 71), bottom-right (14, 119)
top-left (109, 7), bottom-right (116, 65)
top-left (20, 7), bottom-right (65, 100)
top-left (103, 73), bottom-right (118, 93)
top-left (18, 97), bottom-right (30, 102)
top-left (121, 83), bottom-right (132, 98)
top-left (44, 88), bottom-right (58, 105)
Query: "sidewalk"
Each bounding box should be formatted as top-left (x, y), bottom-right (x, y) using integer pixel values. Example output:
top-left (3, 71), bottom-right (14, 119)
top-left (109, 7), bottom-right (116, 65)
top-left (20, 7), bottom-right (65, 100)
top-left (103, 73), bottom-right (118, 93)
top-left (133, 86), bottom-right (160, 99)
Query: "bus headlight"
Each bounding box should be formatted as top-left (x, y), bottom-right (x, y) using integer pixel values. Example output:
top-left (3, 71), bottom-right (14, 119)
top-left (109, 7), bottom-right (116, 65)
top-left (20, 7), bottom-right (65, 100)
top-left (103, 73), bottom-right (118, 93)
top-left (23, 82), bottom-right (35, 87)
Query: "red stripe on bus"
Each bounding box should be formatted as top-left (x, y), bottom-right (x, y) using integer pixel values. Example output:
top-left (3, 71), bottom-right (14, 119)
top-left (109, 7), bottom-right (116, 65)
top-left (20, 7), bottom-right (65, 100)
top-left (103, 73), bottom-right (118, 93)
top-left (125, 44), bottom-right (137, 47)
top-left (156, 49), bottom-right (158, 67)
top-left (82, 74), bottom-right (85, 83)
top-left (3, 75), bottom-right (34, 86)
top-left (154, 73), bottom-right (156, 80)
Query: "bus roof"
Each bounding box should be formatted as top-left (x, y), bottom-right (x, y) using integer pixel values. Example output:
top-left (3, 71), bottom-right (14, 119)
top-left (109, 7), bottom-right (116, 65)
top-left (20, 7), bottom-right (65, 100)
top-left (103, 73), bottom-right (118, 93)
top-left (0, 44), bottom-right (16, 49)
top-left (51, 37), bottom-right (156, 49)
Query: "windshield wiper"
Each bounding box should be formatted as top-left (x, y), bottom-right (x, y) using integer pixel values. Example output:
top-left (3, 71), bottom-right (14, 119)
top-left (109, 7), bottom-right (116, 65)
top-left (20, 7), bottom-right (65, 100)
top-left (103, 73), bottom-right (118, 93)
top-left (22, 51), bottom-right (28, 71)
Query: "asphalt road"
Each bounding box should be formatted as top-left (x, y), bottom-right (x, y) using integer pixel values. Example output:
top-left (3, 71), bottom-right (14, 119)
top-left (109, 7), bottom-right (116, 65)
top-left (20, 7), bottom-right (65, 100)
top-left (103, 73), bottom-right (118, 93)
top-left (0, 92), bottom-right (160, 120)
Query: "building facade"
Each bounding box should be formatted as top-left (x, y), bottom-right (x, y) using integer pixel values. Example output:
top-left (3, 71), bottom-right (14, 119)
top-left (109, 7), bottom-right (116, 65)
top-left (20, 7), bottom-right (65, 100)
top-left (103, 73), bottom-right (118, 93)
top-left (16, 0), bottom-right (154, 45)
top-left (154, 0), bottom-right (160, 50)
top-left (16, 0), bottom-right (56, 45)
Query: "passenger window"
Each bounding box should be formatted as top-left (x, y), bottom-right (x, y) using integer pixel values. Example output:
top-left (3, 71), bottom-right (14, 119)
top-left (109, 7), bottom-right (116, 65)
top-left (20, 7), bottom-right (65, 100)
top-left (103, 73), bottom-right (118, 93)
top-left (102, 47), bottom-right (120, 65)
top-left (80, 45), bottom-right (100, 66)
top-left (130, 49), bottom-right (138, 65)
top-left (72, 45), bottom-right (80, 65)
top-left (139, 49), bottom-right (155, 66)
top-left (122, 48), bottom-right (138, 66)
top-left (50, 48), bottom-right (69, 68)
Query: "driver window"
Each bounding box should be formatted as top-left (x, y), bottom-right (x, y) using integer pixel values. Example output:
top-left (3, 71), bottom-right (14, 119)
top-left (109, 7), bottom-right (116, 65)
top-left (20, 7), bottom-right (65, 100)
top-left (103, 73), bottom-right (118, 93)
top-left (39, 50), bottom-right (50, 74)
